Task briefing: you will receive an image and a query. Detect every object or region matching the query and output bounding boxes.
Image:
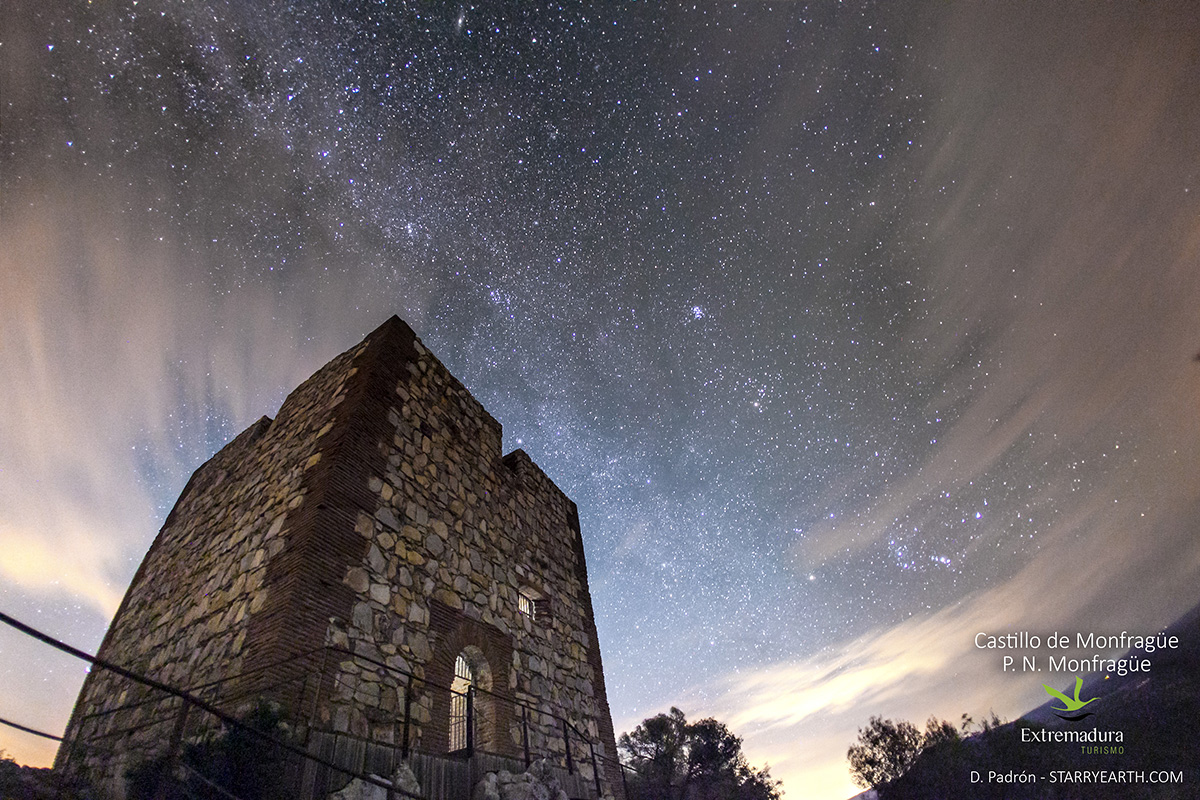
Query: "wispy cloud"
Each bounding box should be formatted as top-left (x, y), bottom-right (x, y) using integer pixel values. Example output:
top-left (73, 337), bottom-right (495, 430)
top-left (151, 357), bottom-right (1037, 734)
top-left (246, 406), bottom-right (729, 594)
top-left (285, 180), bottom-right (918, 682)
top-left (695, 482), bottom-right (1200, 799)
top-left (0, 166), bottom-right (435, 766)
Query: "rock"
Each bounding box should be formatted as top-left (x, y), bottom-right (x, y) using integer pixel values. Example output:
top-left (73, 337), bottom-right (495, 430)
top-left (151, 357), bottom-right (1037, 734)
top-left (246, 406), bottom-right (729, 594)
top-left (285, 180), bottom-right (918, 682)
top-left (326, 775), bottom-right (390, 800)
top-left (475, 762), bottom-right (566, 800)
top-left (526, 760), bottom-right (551, 782)
top-left (344, 567), bottom-right (370, 593)
top-left (351, 602), bottom-right (373, 631)
top-left (367, 543), bottom-right (388, 573)
top-left (434, 588), bottom-right (463, 610)
top-left (407, 631), bottom-right (432, 660)
top-left (375, 506), bottom-right (400, 531)
top-left (473, 772), bottom-right (501, 800)
top-left (391, 762), bottom-right (421, 795)
top-left (369, 583), bottom-right (390, 604)
top-left (406, 502), bottom-right (429, 525)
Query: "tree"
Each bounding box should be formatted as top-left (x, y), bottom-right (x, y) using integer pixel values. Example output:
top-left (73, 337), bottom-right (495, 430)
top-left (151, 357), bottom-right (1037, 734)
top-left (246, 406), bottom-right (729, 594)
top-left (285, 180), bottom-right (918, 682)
top-left (847, 715), bottom-right (963, 791)
top-left (618, 706), bottom-right (689, 796)
top-left (920, 715), bottom-right (959, 749)
top-left (619, 707), bottom-right (782, 800)
top-left (847, 716), bottom-right (923, 790)
top-left (1, 749), bottom-right (93, 800)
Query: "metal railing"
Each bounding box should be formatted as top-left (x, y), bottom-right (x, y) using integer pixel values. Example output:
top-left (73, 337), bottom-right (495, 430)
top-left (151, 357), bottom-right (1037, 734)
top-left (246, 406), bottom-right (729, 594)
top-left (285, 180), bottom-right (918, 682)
top-left (1, 609), bottom-right (624, 800)
top-left (312, 644), bottom-right (612, 798)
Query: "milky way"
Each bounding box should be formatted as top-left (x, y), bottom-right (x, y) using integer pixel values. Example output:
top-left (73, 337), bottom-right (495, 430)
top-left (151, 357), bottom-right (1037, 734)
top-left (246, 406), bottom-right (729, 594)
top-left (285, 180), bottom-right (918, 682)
top-left (3, 3), bottom-right (1199, 797)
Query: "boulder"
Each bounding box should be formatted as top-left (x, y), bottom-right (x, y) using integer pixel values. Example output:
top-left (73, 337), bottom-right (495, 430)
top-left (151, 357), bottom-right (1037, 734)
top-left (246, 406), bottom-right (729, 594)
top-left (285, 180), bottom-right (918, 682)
top-left (473, 760), bottom-right (568, 800)
top-left (326, 762), bottom-right (421, 800)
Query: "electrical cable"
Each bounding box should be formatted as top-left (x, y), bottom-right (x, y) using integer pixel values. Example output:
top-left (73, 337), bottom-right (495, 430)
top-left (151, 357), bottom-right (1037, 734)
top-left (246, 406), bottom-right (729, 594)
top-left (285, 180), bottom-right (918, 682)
top-left (0, 611), bottom-right (419, 799)
top-left (0, 715), bottom-right (62, 741)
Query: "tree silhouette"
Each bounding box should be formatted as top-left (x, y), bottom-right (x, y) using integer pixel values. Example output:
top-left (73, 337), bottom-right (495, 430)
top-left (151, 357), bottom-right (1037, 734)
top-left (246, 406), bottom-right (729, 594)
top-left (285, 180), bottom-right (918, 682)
top-left (846, 716), bottom-right (925, 790)
top-left (619, 707), bottom-right (781, 800)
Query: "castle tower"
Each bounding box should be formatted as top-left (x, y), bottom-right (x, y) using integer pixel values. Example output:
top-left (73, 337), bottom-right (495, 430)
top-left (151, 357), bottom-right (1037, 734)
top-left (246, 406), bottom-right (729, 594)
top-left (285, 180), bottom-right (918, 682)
top-left (57, 317), bottom-right (624, 799)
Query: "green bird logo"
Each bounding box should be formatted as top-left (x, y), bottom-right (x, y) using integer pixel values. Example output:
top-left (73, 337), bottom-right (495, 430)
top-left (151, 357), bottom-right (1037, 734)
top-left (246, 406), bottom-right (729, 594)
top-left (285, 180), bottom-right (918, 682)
top-left (1043, 676), bottom-right (1097, 721)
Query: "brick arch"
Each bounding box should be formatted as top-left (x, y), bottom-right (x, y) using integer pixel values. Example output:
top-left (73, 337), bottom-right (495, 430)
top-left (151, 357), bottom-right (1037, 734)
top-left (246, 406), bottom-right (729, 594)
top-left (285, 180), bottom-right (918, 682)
top-left (426, 601), bottom-right (516, 757)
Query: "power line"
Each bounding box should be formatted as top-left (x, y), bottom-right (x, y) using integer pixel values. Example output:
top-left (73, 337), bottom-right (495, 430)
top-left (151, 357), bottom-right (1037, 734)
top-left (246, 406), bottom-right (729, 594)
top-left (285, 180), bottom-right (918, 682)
top-left (0, 611), bottom-right (419, 799)
top-left (0, 715), bottom-right (62, 741)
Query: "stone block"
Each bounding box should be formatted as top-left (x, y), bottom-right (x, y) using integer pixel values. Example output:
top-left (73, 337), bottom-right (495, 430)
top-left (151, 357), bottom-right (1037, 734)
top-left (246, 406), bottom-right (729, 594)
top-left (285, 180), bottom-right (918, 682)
top-left (369, 583), bottom-right (390, 605)
top-left (344, 567), bottom-right (370, 593)
top-left (375, 506), bottom-right (400, 531)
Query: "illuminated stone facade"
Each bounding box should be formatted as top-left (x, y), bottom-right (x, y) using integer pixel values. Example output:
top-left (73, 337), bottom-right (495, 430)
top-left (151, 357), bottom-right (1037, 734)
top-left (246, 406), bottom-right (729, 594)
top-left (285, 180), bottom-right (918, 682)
top-left (57, 317), bottom-right (622, 799)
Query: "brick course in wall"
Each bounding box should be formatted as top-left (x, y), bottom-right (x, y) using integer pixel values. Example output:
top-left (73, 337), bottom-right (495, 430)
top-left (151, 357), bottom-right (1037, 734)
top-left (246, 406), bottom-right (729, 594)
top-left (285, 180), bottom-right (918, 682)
top-left (56, 317), bottom-right (623, 799)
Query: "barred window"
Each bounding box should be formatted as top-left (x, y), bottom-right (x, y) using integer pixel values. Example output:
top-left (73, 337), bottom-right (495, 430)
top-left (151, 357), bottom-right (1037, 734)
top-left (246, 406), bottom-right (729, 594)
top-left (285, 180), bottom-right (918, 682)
top-left (448, 647), bottom-right (494, 754)
top-left (449, 654), bottom-right (474, 752)
top-left (518, 586), bottom-right (549, 623)
top-left (517, 590), bottom-right (536, 620)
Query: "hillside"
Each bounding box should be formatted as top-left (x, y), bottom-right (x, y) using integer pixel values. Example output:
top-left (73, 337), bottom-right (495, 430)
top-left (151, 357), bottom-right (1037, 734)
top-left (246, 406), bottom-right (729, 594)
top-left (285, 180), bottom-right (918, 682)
top-left (876, 601), bottom-right (1200, 799)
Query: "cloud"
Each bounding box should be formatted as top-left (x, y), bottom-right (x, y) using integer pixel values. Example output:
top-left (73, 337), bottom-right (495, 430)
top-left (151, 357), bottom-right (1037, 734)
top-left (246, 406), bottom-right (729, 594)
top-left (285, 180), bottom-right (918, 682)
top-left (1, 525), bottom-right (126, 618)
top-left (698, 484), bottom-right (1200, 799)
top-left (0, 3), bottom-right (457, 767)
top-left (791, 0), bottom-right (1200, 581)
top-left (0, 92), bottom-right (453, 767)
top-left (0, 166), bottom-right (437, 611)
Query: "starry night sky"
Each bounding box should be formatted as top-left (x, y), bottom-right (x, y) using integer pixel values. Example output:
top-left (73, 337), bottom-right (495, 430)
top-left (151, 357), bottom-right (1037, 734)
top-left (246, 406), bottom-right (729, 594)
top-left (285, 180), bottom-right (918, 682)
top-left (2, 3), bottom-right (1199, 797)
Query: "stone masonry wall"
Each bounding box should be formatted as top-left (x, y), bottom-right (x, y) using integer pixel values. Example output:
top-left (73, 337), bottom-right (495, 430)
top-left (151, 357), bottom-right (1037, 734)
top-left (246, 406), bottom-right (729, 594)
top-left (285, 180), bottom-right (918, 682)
top-left (324, 329), bottom-right (621, 798)
top-left (56, 317), bottom-right (622, 800)
top-left (56, 339), bottom-right (368, 794)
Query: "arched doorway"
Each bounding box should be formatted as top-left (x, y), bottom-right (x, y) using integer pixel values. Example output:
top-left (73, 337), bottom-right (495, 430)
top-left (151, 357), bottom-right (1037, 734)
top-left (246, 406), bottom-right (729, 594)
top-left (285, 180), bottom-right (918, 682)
top-left (448, 646), bottom-right (493, 754)
top-left (426, 603), bottom-right (515, 758)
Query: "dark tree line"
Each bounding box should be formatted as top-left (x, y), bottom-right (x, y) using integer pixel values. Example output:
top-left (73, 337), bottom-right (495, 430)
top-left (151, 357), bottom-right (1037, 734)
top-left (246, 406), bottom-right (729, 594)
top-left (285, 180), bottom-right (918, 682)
top-left (847, 714), bottom-right (964, 790)
top-left (619, 707), bottom-right (781, 800)
top-left (847, 707), bottom-right (1200, 800)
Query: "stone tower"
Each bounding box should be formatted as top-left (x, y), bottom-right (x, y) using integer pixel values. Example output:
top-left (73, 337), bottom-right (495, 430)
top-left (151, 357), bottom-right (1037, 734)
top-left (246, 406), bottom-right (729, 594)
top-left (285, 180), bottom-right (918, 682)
top-left (57, 317), bottom-right (623, 799)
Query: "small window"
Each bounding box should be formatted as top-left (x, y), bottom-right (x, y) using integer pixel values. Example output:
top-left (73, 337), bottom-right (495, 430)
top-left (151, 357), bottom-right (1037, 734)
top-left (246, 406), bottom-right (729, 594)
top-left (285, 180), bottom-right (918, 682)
top-left (517, 590), bottom-right (537, 620)
top-left (518, 586), bottom-right (550, 623)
